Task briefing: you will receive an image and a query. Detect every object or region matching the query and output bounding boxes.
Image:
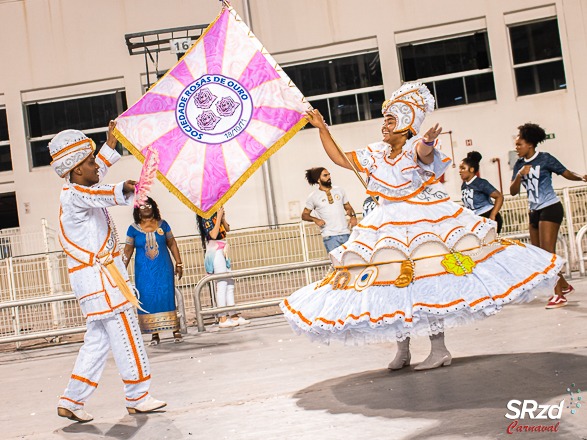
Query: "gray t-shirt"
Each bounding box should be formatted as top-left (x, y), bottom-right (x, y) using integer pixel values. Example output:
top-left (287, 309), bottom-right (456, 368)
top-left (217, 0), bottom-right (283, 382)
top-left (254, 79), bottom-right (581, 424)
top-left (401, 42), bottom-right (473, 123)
top-left (512, 152), bottom-right (566, 210)
top-left (461, 176), bottom-right (497, 215)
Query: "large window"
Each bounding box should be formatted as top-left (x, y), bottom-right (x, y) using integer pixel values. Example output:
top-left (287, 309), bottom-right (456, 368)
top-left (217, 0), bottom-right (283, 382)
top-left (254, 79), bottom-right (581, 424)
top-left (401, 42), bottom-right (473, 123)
top-left (283, 51), bottom-right (385, 126)
top-left (509, 18), bottom-right (566, 96)
top-left (25, 91), bottom-right (128, 168)
top-left (0, 108), bottom-right (11, 172)
top-left (398, 31), bottom-right (496, 108)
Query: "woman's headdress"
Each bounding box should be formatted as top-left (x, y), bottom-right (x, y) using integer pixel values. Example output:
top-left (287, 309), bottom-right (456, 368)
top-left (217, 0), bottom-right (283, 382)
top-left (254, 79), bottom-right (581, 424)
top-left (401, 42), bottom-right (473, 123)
top-left (381, 82), bottom-right (435, 135)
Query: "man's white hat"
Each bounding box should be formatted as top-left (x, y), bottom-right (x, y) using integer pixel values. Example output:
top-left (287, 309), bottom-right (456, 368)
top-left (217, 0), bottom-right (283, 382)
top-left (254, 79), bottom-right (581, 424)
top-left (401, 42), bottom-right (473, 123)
top-left (381, 82), bottom-right (435, 135)
top-left (48, 130), bottom-right (95, 178)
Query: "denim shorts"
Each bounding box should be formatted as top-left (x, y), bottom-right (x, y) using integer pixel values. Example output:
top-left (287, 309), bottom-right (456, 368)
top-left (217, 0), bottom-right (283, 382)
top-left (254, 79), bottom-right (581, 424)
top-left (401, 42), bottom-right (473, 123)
top-left (323, 234), bottom-right (350, 253)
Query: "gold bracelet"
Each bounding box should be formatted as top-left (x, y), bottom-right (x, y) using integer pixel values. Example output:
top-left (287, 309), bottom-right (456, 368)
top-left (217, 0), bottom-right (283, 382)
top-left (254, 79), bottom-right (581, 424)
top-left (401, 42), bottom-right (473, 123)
top-left (176, 262), bottom-right (183, 267)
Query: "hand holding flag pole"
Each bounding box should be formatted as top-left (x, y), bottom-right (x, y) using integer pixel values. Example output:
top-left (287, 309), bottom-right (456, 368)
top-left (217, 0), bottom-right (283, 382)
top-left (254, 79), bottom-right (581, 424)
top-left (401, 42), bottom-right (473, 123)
top-left (305, 108), bottom-right (377, 204)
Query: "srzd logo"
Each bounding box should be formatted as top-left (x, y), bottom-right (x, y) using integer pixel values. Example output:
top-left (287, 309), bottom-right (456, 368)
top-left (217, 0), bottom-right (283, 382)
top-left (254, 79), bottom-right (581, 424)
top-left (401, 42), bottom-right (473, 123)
top-left (504, 400), bottom-right (563, 434)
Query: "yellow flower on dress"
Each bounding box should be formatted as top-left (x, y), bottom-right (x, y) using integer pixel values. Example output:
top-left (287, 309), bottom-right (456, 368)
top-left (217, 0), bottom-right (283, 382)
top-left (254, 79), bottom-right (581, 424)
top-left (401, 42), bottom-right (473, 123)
top-left (441, 252), bottom-right (476, 276)
top-left (156, 227), bottom-right (164, 235)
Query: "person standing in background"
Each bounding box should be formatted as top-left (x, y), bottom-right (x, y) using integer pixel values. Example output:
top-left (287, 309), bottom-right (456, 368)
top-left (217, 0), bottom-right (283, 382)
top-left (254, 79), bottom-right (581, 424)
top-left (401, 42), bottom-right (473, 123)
top-left (196, 207), bottom-right (250, 328)
top-left (124, 197), bottom-right (184, 345)
top-left (459, 151), bottom-right (504, 233)
top-left (302, 167), bottom-right (357, 253)
top-left (511, 122), bottom-right (587, 309)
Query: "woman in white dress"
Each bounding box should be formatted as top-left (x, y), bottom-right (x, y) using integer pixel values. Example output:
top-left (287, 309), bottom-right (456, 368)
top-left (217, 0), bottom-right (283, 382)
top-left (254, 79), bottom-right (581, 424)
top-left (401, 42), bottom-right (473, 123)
top-left (280, 83), bottom-right (564, 371)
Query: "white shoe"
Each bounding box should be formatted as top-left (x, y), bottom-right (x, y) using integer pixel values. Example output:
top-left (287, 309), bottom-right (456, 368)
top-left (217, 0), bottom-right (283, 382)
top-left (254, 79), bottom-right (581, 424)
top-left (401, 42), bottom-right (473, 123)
top-left (388, 352), bottom-right (411, 370)
top-left (233, 316), bottom-right (250, 326)
top-left (414, 352), bottom-right (452, 371)
top-left (127, 396), bottom-right (167, 414)
top-left (218, 319), bottom-right (238, 328)
top-left (57, 406), bottom-right (93, 423)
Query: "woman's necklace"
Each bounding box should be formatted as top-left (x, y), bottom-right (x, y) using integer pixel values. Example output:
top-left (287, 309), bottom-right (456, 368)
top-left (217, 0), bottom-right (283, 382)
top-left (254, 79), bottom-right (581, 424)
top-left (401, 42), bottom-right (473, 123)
top-left (141, 217), bottom-right (160, 260)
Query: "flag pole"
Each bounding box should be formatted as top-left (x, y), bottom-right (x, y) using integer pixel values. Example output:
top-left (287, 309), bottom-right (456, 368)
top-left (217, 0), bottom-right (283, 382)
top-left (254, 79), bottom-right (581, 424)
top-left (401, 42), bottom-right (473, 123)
top-left (223, 0), bottom-right (374, 202)
top-left (307, 108), bottom-right (377, 204)
top-left (331, 134), bottom-right (369, 191)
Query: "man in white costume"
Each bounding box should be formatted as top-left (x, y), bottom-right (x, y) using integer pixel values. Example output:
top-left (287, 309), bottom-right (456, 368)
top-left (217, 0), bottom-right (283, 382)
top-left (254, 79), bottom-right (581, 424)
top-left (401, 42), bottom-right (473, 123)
top-left (49, 121), bottom-right (166, 422)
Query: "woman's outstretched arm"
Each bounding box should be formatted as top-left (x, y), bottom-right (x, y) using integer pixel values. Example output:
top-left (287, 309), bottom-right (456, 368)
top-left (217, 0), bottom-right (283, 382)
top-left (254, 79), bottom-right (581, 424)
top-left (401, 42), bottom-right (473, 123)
top-left (306, 110), bottom-right (355, 170)
top-left (416, 123), bottom-right (442, 165)
top-left (562, 169), bottom-right (587, 182)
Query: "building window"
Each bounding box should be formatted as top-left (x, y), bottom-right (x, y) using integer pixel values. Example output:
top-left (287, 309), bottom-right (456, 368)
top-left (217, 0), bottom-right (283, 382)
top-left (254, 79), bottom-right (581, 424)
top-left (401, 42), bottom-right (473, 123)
top-left (25, 91), bottom-right (128, 168)
top-left (0, 108), bottom-right (11, 172)
top-left (509, 18), bottom-right (566, 96)
top-left (282, 51), bottom-right (385, 126)
top-left (398, 31), bottom-right (496, 108)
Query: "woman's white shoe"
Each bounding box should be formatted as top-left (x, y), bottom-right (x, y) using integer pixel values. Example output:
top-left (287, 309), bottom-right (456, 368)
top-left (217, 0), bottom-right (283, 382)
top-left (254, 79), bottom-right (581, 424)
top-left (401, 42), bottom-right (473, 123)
top-left (218, 319), bottom-right (238, 328)
top-left (388, 337), bottom-right (411, 370)
top-left (233, 316), bottom-right (250, 325)
top-left (413, 353), bottom-right (452, 370)
top-left (388, 352), bottom-right (411, 370)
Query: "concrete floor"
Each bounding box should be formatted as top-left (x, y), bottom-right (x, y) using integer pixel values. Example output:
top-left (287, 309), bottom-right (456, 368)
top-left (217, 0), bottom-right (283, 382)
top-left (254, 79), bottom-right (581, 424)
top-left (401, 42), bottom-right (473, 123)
top-left (1, 280), bottom-right (586, 440)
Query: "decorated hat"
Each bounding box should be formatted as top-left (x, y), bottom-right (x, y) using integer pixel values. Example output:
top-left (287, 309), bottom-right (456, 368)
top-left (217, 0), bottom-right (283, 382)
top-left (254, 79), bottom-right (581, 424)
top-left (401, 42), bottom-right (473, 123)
top-left (48, 130), bottom-right (95, 178)
top-left (381, 82), bottom-right (435, 135)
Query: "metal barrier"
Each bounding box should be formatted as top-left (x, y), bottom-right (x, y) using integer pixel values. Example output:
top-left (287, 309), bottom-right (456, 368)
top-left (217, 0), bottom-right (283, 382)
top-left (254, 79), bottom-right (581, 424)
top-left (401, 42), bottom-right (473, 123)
top-left (575, 225), bottom-right (587, 276)
top-left (0, 288), bottom-right (189, 345)
top-left (192, 260), bottom-right (331, 332)
top-left (0, 219), bottom-right (58, 258)
top-left (0, 293), bottom-right (84, 344)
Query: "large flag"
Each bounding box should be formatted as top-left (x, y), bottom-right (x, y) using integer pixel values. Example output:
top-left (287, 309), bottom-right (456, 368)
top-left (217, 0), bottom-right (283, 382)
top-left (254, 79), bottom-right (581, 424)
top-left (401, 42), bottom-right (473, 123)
top-left (114, 3), bottom-right (310, 216)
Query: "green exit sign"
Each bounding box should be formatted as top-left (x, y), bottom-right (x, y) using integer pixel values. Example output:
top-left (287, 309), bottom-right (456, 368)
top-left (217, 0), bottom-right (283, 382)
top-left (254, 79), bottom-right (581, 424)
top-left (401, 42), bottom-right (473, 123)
top-left (545, 133), bottom-right (555, 140)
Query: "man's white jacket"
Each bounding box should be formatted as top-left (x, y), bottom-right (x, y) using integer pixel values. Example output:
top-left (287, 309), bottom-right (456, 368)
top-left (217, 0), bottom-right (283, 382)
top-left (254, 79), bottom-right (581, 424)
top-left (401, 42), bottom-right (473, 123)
top-left (58, 146), bottom-right (134, 322)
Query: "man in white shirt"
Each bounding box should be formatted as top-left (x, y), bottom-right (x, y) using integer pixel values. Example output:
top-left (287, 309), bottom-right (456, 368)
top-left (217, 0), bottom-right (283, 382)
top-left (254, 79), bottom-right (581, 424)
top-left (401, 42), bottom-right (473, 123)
top-left (302, 167), bottom-right (357, 253)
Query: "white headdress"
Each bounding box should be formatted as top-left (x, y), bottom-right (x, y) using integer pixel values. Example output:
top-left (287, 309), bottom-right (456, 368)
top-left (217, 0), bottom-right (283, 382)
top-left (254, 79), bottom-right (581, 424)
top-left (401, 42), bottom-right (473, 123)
top-left (48, 130), bottom-right (95, 178)
top-left (381, 82), bottom-right (435, 135)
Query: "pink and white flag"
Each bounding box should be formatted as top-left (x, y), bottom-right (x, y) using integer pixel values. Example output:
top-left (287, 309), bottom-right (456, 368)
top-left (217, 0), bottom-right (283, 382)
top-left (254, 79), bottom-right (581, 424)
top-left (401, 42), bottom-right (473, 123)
top-left (114, 3), bottom-right (310, 216)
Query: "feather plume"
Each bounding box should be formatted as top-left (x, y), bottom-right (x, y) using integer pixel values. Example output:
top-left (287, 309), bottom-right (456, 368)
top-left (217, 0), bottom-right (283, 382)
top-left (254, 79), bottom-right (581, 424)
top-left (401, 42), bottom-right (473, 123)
top-left (134, 147), bottom-right (160, 207)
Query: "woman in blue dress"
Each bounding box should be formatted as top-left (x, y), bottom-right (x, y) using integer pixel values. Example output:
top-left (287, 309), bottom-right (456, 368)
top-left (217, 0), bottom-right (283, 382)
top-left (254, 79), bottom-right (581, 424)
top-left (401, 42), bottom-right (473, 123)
top-left (124, 197), bottom-right (184, 344)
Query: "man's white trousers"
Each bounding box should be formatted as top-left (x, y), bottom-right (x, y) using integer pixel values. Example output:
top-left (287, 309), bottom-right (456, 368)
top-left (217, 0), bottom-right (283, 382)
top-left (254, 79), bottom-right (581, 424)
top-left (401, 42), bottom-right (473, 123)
top-left (58, 308), bottom-right (152, 410)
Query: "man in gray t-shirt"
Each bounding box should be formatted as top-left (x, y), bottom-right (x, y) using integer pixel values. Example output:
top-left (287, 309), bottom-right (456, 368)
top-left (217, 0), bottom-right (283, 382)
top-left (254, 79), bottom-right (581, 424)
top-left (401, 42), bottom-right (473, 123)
top-left (302, 167), bottom-right (357, 253)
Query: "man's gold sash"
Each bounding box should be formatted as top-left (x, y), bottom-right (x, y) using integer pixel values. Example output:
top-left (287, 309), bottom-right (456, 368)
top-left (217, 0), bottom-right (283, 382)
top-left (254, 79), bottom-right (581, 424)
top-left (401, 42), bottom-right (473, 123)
top-left (98, 252), bottom-right (147, 312)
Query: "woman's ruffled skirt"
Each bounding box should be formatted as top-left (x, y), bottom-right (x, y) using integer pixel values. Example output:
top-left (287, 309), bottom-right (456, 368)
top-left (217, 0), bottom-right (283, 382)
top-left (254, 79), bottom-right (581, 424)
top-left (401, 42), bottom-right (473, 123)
top-left (280, 195), bottom-right (564, 344)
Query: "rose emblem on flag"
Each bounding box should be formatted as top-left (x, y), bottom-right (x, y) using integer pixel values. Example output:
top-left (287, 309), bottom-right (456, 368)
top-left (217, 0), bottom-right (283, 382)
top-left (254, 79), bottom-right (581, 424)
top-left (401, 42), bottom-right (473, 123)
top-left (196, 110), bottom-right (221, 132)
top-left (216, 96), bottom-right (240, 117)
top-left (194, 88), bottom-right (217, 109)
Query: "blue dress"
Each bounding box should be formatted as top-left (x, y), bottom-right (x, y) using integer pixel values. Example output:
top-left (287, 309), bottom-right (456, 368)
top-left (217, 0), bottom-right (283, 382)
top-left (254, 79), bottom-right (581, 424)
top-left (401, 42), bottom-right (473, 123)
top-left (126, 220), bottom-right (179, 333)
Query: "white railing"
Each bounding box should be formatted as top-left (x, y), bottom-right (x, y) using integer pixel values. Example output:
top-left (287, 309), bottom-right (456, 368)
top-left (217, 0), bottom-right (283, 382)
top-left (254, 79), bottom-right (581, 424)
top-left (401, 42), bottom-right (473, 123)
top-left (0, 221), bottom-right (330, 347)
top-left (0, 219), bottom-right (58, 258)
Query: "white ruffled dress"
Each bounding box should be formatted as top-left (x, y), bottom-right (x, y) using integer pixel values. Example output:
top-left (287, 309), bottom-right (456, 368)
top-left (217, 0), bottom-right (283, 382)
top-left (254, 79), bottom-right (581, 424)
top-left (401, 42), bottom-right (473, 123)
top-left (280, 138), bottom-right (564, 343)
